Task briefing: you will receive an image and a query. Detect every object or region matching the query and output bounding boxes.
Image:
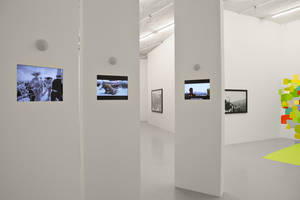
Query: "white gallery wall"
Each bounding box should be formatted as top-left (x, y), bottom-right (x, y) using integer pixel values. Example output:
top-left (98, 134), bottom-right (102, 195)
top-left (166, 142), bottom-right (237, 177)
top-left (81, 0), bottom-right (140, 200)
top-left (224, 11), bottom-right (283, 145)
top-left (146, 35), bottom-right (175, 133)
top-left (143, 10), bottom-right (287, 147)
top-left (175, 0), bottom-right (224, 196)
top-left (140, 59), bottom-right (148, 122)
top-left (224, 11), bottom-right (300, 144)
top-left (142, 10), bottom-right (300, 146)
top-left (282, 20), bottom-right (300, 71)
top-left (0, 1), bottom-right (81, 200)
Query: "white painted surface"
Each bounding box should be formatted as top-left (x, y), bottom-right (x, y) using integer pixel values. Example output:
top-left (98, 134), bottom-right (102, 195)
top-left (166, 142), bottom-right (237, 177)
top-left (81, 0), bottom-right (140, 200)
top-left (175, 0), bottom-right (224, 196)
top-left (224, 11), bottom-right (282, 145)
top-left (224, 11), bottom-right (300, 144)
top-left (140, 59), bottom-right (148, 122)
top-left (147, 35), bottom-right (175, 132)
top-left (0, 1), bottom-right (81, 200)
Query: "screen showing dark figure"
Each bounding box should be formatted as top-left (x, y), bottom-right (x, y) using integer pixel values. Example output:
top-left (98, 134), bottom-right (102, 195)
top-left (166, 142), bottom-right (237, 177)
top-left (97, 75), bottom-right (128, 100)
top-left (51, 75), bottom-right (63, 101)
top-left (184, 79), bottom-right (210, 100)
top-left (17, 64), bottom-right (63, 102)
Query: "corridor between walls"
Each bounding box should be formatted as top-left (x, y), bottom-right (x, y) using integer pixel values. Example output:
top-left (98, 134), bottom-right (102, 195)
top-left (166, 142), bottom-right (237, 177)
top-left (140, 0), bottom-right (224, 196)
top-left (140, 35), bottom-right (175, 133)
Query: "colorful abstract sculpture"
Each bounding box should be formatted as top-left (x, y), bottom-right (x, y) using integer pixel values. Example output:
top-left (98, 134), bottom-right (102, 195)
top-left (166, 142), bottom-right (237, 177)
top-left (279, 74), bottom-right (300, 139)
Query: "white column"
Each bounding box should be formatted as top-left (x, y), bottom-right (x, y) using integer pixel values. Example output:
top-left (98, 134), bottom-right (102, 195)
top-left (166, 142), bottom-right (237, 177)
top-left (80, 0), bottom-right (140, 200)
top-left (0, 0), bottom-right (81, 200)
top-left (175, 0), bottom-right (224, 196)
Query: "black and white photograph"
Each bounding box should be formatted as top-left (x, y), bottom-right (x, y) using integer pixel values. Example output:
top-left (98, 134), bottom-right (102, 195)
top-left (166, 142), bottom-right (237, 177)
top-left (225, 89), bottom-right (248, 114)
top-left (17, 64), bottom-right (63, 102)
top-left (151, 89), bottom-right (163, 113)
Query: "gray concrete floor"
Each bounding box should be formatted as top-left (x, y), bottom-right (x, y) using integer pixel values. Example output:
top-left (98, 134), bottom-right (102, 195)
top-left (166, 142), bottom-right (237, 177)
top-left (140, 122), bottom-right (300, 200)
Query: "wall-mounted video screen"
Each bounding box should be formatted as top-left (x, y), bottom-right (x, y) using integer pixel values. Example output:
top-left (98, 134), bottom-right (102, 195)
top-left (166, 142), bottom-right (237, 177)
top-left (17, 64), bottom-right (63, 102)
top-left (184, 79), bottom-right (210, 100)
top-left (97, 75), bottom-right (128, 100)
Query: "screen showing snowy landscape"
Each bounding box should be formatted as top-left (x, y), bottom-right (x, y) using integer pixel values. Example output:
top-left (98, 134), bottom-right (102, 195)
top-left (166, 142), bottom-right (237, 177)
top-left (97, 75), bottom-right (128, 100)
top-left (184, 79), bottom-right (210, 100)
top-left (17, 64), bottom-right (63, 102)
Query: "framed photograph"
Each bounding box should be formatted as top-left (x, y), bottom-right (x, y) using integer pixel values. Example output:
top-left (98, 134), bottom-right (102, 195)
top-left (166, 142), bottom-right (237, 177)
top-left (185, 79), bottom-right (210, 100)
top-left (97, 75), bottom-right (128, 100)
top-left (17, 64), bottom-right (63, 102)
top-left (151, 89), bottom-right (163, 113)
top-left (225, 89), bottom-right (248, 114)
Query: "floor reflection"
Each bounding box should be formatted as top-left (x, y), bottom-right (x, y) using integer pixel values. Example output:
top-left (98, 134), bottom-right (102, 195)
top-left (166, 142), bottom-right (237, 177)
top-left (140, 122), bottom-right (300, 200)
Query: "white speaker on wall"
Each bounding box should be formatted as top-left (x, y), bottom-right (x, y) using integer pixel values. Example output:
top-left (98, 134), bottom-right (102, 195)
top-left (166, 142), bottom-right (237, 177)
top-left (108, 57), bottom-right (117, 66)
top-left (193, 64), bottom-right (201, 71)
top-left (35, 39), bottom-right (49, 51)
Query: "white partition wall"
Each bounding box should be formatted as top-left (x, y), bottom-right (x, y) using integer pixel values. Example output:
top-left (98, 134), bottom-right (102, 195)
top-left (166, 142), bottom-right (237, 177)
top-left (175, 0), bottom-right (224, 196)
top-left (140, 59), bottom-right (148, 122)
top-left (0, 0), bottom-right (81, 200)
top-left (224, 11), bottom-right (282, 145)
top-left (81, 0), bottom-right (140, 200)
top-left (147, 35), bottom-right (175, 132)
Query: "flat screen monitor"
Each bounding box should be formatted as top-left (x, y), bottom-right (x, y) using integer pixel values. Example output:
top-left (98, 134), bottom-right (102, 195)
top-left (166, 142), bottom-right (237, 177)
top-left (97, 75), bottom-right (128, 100)
top-left (17, 64), bottom-right (63, 102)
top-left (184, 79), bottom-right (210, 100)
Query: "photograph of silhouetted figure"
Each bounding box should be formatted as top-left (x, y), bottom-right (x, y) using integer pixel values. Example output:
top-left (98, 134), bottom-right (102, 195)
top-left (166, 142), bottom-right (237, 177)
top-left (185, 87), bottom-right (196, 99)
top-left (184, 79), bottom-right (210, 100)
top-left (51, 75), bottom-right (63, 101)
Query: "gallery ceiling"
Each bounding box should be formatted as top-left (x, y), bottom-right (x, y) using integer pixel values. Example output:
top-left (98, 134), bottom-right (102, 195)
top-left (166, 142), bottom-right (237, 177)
top-left (139, 0), bottom-right (174, 58)
top-left (139, 0), bottom-right (300, 58)
top-left (224, 0), bottom-right (300, 23)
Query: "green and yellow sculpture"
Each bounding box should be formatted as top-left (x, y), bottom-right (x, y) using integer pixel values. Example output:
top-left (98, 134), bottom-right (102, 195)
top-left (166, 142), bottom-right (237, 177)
top-left (279, 74), bottom-right (300, 139)
top-left (264, 75), bottom-right (300, 166)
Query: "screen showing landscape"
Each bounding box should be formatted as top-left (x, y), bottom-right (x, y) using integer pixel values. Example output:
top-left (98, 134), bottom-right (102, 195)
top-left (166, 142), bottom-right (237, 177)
top-left (17, 64), bottom-right (63, 102)
top-left (184, 79), bottom-right (210, 100)
top-left (97, 75), bottom-right (128, 100)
